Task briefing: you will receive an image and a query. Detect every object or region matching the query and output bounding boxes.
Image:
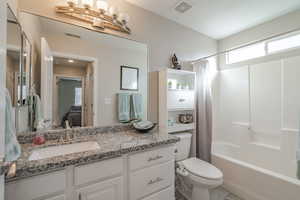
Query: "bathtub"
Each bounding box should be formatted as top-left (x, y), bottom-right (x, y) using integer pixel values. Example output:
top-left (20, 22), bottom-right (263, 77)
top-left (212, 142), bottom-right (300, 200)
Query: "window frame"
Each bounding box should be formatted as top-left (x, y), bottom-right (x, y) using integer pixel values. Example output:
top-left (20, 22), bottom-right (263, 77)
top-left (225, 31), bottom-right (300, 65)
top-left (225, 42), bottom-right (267, 64)
top-left (266, 31), bottom-right (300, 55)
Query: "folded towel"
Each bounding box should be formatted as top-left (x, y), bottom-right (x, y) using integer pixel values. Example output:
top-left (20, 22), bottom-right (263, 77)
top-left (131, 93), bottom-right (143, 120)
top-left (4, 88), bottom-right (21, 162)
top-left (32, 94), bottom-right (43, 129)
top-left (118, 93), bottom-right (131, 123)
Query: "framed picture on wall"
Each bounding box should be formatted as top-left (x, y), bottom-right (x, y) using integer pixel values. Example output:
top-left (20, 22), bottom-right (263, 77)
top-left (120, 66), bottom-right (139, 91)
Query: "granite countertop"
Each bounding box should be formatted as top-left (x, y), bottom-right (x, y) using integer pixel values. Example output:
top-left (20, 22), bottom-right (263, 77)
top-left (5, 126), bottom-right (179, 182)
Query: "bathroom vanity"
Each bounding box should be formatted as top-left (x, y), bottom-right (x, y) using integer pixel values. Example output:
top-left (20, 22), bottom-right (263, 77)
top-left (5, 127), bottom-right (179, 200)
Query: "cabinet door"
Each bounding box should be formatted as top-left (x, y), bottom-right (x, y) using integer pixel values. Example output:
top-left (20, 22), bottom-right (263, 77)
top-left (77, 177), bottom-right (123, 200)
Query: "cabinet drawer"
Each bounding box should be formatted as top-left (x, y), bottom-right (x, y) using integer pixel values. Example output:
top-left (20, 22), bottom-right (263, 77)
top-left (129, 161), bottom-right (175, 200)
top-left (168, 90), bottom-right (194, 110)
top-left (129, 146), bottom-right (175, 171)
top-left (74, 157), bottom-right (123, 186)
top-left (142, 186), bottom-right (174, 200)
top-left (5, 170), bottom-right (66, 200)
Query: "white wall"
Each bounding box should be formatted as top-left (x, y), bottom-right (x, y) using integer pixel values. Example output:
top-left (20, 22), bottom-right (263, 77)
top-left (18, 0), bottom-right (217, 122)
top-left (219, 9), bottom-right (300, 52)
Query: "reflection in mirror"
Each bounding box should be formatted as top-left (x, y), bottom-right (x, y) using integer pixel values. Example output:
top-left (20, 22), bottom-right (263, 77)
top-left (20, 12), bottom-right (148, 131)
top-left (21, 35), bottom-right (32, 106)
top-left (53, 57), bottom-right (94, 128)
top-left (6, 7), bottom-right (22, 107)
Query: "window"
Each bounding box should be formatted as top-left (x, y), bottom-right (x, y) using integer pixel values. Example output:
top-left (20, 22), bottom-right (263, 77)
top-left (267, 33), bottom-right (300, 53)
top-left (74, 87), bottom-right (82, 106)
top-left (226, 32), bottom-right (300, 64)
top-left (226, 42), bottom-right (266, 64)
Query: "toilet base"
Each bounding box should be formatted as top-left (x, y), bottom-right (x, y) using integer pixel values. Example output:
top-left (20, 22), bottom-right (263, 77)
top-left (192, 186), bottom-right (209, 200)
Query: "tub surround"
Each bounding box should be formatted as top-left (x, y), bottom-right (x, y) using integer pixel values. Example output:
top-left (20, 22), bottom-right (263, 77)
top-left (5, 125), bottom-right (179, 182)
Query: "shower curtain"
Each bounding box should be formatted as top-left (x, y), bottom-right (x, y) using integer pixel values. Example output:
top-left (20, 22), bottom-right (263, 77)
top-left (193, 60), bottom-right (213, 162)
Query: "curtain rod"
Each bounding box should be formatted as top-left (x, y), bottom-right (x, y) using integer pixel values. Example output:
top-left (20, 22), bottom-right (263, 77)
top-left (191, 27), bottom-right (300, 64)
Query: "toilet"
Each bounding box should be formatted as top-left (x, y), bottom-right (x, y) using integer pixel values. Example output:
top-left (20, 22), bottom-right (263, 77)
top-left (173, 132), bottom-right (223, 200)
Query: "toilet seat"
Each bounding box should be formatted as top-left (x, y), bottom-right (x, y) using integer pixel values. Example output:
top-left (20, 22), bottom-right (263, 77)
top-left (180, 157), bottom-right (223, 180)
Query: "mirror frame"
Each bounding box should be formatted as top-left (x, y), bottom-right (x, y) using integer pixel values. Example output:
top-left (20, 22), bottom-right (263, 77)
top-left (120, 66), bottom-right (139, 91)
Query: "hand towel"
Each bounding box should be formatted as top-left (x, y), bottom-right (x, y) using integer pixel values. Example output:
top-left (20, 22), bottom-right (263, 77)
top-left (131, 93), bottom-right (143, 120)
top-left (4, 88), bottom-right (21, 162)
top-left (33, 94), bottom-right (43, 129)
top-left (118, 93), bottom-right (131, 123)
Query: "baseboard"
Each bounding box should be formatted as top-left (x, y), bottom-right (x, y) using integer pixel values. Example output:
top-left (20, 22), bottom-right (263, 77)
top-left (223, 181), bottom-right (268, 200)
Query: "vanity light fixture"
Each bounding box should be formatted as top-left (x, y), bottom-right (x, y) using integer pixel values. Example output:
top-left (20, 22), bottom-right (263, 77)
top-left (68, 59), bottom-right (74, 63)
top-left (56, 0), bottom-right (131, 34)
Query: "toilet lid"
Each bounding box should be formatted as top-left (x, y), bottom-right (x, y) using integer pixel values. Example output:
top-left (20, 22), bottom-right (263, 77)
top-left (181, 158), bottom-right (223, 180)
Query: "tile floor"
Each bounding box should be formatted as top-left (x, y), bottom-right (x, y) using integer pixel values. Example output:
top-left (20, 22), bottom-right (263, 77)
top-left (176, 187), bottom-right (243, 200)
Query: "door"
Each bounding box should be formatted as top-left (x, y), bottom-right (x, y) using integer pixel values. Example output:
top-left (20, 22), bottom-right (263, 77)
top-left (41, 37), bottom-right (53, 125)
top-left (76, 177), bottom-right (123, 200)
top-left (0, 1), bottom-right (7, 200)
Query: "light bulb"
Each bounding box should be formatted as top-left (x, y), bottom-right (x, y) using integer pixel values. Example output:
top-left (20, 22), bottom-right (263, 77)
top-left (82, 0), bottom-right (93, 9)
top-left (96, 0), bottom-right (108, 13)
top-left (119, 13), bottom-right (129, 24)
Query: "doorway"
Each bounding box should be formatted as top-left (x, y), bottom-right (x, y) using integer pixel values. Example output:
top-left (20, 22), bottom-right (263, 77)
top-left (52, 56), bottom-right (94, 128)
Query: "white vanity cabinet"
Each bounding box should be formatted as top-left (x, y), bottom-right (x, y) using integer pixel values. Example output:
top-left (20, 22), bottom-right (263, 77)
top-left (129, 146), bottom-right (175, 200)
top-left (5, 145), bottom-right (175, 200)
top-left (5, 170), bottom-right (66, 200)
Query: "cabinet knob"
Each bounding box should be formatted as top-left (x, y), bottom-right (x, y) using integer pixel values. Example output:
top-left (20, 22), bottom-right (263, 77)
top-left (148, 177), bottom-right (163, 185)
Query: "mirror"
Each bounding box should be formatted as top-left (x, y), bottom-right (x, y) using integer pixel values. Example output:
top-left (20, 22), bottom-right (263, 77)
top-left (19, 12), bottom-right (148, 132)
top-left (6, 6), bottom-right (33, 133)
top-left (21, 34), bottom-right (32, 106)
top-left (6, 6), bottom-right (22, 107)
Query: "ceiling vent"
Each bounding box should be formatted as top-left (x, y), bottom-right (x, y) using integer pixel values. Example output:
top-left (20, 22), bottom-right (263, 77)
top-left (65, 33), bottom-right (81, 39)
top-left (175, 1), bottom-right (192, 13)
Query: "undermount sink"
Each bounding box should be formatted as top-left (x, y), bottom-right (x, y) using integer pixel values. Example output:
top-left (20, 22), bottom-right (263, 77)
top-left (29, 141), bottom-right (100, 161)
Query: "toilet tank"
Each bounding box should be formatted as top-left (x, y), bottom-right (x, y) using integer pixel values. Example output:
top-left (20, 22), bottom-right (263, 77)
top-left (172, 132), bottom-right (192, 161)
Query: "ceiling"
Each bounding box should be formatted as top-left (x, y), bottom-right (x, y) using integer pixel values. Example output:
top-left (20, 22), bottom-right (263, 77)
top-left (53, 57), bottom-right (90, 68)
top-left (126, 0), bottom-right (300, 39)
